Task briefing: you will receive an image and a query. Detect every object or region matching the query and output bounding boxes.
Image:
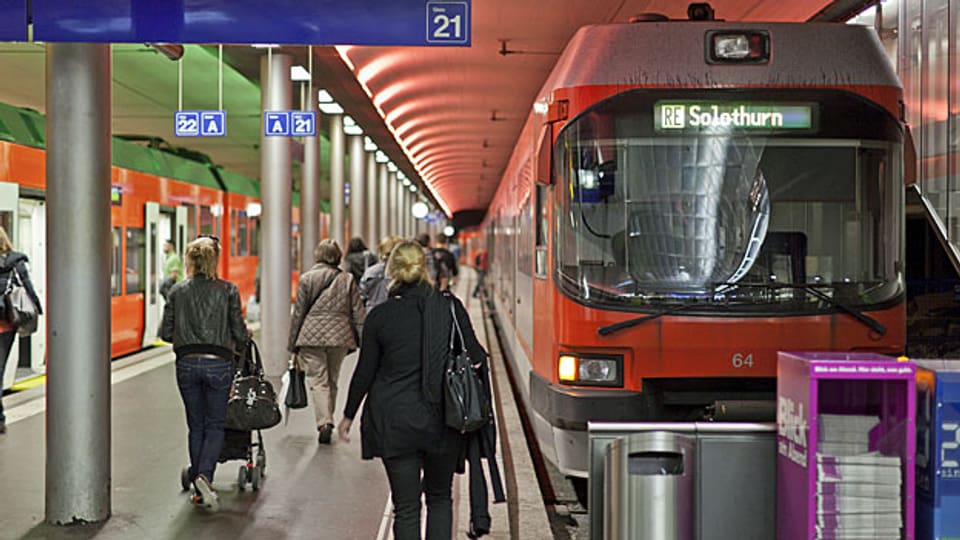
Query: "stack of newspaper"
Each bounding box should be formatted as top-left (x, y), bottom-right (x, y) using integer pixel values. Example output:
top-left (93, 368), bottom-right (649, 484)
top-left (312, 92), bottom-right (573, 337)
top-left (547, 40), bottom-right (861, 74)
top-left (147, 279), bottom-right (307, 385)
top-left (814, 414), bottom-right (903, 539)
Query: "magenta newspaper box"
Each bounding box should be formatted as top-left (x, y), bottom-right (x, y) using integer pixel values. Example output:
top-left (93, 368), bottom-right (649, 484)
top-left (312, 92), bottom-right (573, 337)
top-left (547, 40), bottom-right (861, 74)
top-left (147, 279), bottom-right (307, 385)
top-left (777, 352), bottom-right (916, 540)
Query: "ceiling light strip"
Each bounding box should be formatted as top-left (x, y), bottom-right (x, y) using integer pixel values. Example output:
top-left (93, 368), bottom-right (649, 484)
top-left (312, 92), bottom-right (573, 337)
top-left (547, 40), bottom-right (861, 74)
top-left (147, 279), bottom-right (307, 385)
top-left (334, 46), bottom-right (452, 217)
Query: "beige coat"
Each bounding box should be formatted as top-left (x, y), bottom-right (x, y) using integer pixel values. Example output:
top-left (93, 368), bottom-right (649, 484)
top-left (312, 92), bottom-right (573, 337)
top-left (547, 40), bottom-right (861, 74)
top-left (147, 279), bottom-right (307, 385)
top-left (288, 263), bottom-right (365, 351)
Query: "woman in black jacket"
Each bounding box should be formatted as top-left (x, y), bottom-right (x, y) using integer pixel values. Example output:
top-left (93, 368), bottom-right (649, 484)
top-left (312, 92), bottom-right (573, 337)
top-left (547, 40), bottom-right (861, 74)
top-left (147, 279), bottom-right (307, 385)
top-left (160, 236), bottom-right (247, 512)
top-left (0, 226), bottom-right (42, 434)
top-left (339, 241), bottom-right (487, 540)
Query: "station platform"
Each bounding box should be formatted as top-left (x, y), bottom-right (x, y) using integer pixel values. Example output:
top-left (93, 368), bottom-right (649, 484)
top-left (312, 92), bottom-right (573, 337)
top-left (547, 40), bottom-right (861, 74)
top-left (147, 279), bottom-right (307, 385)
top-left (0, 273), bottom-right (553, 539)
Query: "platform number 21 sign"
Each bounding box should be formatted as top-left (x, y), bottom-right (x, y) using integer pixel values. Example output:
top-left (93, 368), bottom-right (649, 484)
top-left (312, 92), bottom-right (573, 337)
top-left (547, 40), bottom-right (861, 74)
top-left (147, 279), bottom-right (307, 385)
top-left (427, 1), bottom-right (469, 45)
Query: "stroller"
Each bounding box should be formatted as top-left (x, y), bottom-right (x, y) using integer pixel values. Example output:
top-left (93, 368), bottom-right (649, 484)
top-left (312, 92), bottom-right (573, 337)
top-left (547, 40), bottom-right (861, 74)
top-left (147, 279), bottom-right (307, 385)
top-left (180, 343), bottom-right (269, 492)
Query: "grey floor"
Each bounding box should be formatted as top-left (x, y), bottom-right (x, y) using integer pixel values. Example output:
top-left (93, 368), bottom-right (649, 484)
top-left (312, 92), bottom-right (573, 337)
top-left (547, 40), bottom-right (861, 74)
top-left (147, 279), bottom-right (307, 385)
top-left (0, 349), bottom-right (391, 539)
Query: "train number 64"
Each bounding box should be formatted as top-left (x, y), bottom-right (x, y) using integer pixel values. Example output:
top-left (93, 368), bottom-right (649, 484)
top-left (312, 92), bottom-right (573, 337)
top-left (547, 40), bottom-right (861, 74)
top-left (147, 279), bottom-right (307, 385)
top-left (732, 353), bottom-right (754, 368)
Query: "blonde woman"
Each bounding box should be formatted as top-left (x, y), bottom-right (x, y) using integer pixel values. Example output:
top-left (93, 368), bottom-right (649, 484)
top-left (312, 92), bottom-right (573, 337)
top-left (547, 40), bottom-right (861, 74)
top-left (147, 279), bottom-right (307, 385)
top-left (160, 236), bottom-right (247, 512)
top-left (339, 241), bottom-right (487, 540)
top-left (288, 239), bottom-right (365, 444)
top-left (0, 226), bottom-right (42, 434)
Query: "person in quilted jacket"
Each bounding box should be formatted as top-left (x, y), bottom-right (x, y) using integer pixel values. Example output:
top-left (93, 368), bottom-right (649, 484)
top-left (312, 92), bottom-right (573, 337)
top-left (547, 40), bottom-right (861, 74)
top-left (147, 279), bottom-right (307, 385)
top-left (288, 239), bottom-right (365, 444)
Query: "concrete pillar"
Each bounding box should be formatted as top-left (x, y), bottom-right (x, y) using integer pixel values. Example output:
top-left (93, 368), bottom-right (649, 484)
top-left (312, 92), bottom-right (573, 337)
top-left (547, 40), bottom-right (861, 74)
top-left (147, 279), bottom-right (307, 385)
top-left (300, 92), bottom-right (319, 272)
top-left (260, 51), bottom-right (292, 376)
top-left (365, 151), bottom-right (378, 246)
top-left (45, 43), bottom-right (112, 524)
top-left (378, 163), bottom-right (390, 241)
top-left (390, 171), bottom-right (400, 236)
top-left (329, 114), bottom-right (345, 250)
top-left (348, 134), bottom-right (365, 245)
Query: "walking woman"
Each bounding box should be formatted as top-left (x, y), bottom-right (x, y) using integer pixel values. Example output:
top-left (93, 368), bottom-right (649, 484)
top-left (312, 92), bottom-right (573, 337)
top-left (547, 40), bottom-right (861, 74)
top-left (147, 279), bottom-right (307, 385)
top-left (359, 235), bottom-right (402, 310)
top-left (288, 239), bottom-right (365, 444)
top-left (161, 236), bottom-right (247, 511)
top-left (0, 226), bottom-right (42, 434)
top-left (338, 241), bottom-right (487, 540)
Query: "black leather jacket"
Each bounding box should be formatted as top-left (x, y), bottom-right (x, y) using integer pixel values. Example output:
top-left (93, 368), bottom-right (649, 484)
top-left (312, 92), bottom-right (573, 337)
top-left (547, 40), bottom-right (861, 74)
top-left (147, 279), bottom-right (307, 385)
top-left (160, 274), bottom-right (247, 360)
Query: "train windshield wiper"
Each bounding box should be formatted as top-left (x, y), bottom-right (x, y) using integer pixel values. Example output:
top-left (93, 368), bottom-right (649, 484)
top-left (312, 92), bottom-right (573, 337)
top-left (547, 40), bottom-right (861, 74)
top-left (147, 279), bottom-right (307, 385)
top-left (597, 303), bottom-right (698, 336)
top-left (715, 282), bottom-right (886, 336)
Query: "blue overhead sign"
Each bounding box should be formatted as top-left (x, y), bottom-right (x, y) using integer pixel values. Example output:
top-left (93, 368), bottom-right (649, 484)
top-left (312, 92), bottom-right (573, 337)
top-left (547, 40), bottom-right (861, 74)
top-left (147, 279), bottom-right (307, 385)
top-left (264, 111), bottom-right (316, 137)
top-left (175, 111), bottom-right (226, 138)
top-left (264, 112), bottom-right (291, 137)
top-left (0, 1), bottom-right (27, 41)
top-left (32, 0), bottom-right (471, 46)
top-left (290, 112), bottom-right (317, 137)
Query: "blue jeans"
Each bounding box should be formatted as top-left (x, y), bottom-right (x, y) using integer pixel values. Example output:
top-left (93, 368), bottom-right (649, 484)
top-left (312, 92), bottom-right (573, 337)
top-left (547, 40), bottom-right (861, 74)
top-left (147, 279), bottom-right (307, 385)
top-left (176, 356), bottom-right (233, 482)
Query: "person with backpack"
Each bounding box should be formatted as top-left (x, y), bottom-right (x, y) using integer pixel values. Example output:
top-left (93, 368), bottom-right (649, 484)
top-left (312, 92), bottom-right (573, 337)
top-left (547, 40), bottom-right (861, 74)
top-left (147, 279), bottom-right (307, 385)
top-left (430, 235), bottom-right (458, 291)
top-left (345, 237), bottom-right (378, 285)
top-left (360, 235), bottom-right (402, 310)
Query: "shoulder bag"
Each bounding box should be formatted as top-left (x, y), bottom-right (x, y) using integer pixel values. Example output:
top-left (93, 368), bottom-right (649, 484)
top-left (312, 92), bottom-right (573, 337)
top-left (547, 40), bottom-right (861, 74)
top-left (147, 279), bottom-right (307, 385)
top-left (226, 339), bottom-right (282, 431)
top-left (5, 267), bottom-right (38, 335)
top-left (443, 300), bottom-right (492, 433)
top-left (284, 353), bottom-right (308, 410)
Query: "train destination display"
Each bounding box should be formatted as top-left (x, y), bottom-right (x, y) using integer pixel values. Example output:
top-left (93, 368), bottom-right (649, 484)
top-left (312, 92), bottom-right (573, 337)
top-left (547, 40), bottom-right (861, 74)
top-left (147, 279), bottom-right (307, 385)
top-left (655, 101), bottom-right (814, 131)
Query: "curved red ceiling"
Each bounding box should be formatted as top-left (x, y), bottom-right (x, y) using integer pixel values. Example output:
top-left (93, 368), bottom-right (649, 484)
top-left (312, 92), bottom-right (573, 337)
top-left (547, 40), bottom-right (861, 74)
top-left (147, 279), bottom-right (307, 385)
top-left (337, 0), bottom-right (832, 216)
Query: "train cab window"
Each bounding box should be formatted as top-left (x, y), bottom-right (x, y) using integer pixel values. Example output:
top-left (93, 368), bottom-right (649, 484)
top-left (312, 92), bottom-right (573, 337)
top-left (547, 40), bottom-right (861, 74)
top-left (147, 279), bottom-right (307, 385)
top-left (554, 89), bottom-right (904, 314)
top-left (111, 227), bottom-right (122, 296)
top-left (535, 185), bottom-right (549, 278)
top-left (125, 227), bottom-right (146, 295)
top-left (238, 211), bottom-right (249, 255)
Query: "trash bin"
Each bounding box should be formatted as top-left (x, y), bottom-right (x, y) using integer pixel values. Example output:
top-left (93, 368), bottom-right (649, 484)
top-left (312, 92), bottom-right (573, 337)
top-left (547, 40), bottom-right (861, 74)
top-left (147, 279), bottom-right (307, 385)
top-left (603, 431), bottom-right (695, 540)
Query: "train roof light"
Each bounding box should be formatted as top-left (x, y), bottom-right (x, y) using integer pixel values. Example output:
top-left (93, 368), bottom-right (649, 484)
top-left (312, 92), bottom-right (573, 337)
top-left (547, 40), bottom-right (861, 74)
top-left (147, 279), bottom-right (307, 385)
top-left (707, 31), bottom-right (769, 64)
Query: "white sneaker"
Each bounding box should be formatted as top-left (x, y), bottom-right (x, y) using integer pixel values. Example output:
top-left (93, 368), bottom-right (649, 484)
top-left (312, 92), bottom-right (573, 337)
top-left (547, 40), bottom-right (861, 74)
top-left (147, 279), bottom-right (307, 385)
top-left (194, 474), bottom-right (220, 512)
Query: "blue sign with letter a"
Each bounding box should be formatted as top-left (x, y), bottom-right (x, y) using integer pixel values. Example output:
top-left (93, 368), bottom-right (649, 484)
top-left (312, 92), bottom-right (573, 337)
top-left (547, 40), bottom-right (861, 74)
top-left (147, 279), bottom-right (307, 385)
top-left (174, 111), bottom-right (200, 137)
top-left (264, 112), bottom-right (291, 137)
top-left (200, 111), bottom-right (226, 137)
top-left (290, 111), bottom-right (316, 136)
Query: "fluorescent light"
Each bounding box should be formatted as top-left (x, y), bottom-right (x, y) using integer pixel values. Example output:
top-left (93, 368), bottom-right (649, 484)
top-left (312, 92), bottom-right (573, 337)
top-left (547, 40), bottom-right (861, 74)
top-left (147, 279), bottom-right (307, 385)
top-left (401, 178), bottom-right (411, 186)
top-left (375, 150), bottom-right (389, 163)
top-left (290, 65), bottom-right (311, 81)
top-left (251, 43), bottom-right (280, 49)
top-left (408, 185), bottom-right (417, 192)
top-left (387, 162), bottom-right (398, 172)
top-left (397, 171), bottom-right (406, 180)
top-left (318, 102), bottom-right (344, 114)
top-left (364, 136), bottom-right (377, 151)
top-left (412, 201), bottom-right (429, 219)
top-left (317, 89), bottom-right (334, 103)
top-left (246, 202), bottom-right (262, 217)
top-left (443, 226), bottom-right (455, 237)
top-left (344, 125), bottom-right (363, 135)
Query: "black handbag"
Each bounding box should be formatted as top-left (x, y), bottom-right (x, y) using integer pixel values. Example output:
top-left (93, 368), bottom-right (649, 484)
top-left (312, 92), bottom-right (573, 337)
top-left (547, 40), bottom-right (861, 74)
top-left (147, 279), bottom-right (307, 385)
top-left (285, 354), bottom-right (308, 410)
top-left (443, 301), bottom-right (491, 434)
top-left (226, 340), bottom-right (282, 431)
top-left (4, 268), bottom-right (37, 335)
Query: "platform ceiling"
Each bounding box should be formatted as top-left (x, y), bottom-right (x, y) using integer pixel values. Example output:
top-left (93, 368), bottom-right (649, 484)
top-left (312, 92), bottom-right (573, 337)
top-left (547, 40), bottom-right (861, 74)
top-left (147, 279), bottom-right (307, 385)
top-left (0, 0), bottom-right (855, 219)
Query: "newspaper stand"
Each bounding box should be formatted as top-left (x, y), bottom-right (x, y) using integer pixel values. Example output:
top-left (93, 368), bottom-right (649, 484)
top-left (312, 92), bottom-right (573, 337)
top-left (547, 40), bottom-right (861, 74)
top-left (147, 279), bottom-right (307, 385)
top-left (776, 351), bottom-right (916, 540)
top-left (915, 360), bottom-right (960, 540)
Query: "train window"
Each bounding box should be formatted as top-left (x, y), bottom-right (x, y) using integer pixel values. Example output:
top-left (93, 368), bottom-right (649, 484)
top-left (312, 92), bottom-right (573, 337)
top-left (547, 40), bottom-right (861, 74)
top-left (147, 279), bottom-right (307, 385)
top-left (535, 185), bottom-right (549, 278)
top-left (251, 217), bottom-right (260, 256)
top-left (111, 227), bottom-right (122, 296)
top-left (238, 210), bottom-right (249, 256)
top-left (183, 203), bottom-right (196, 240)
top-left (229, 209), bottom-right (238, 256)
top-left (200, 205), bottom-right (213, 235)
top-left (125, 227), bottom-right (145, 295)
top-left (291, 222), bottom-right (300, 270)
top-left (554, 91), bottom-right (903, 313)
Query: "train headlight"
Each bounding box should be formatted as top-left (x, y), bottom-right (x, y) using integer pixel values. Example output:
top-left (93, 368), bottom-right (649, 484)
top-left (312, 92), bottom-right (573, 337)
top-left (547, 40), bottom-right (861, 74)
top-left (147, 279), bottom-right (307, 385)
top-left (706, 31), bottom-right (769, 64)
top-left (557, 353), bottom-right (623, 387)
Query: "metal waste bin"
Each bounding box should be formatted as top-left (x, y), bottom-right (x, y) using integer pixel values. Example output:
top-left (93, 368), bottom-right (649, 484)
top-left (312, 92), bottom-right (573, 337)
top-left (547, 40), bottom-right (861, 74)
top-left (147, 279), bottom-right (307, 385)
top-left (603, 431), bottom-right (695, 540)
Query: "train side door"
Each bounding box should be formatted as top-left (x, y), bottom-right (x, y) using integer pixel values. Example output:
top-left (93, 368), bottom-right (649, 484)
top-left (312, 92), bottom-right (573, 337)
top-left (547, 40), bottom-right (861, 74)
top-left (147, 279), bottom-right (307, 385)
top-left (17, 199), bottom-right (46, 378)
top-left (142, 202), bottom-right (161, 347)
top-left (0, 182), bottom-right (18, 390)
top-left (175, 206), bottom-right (187, 256)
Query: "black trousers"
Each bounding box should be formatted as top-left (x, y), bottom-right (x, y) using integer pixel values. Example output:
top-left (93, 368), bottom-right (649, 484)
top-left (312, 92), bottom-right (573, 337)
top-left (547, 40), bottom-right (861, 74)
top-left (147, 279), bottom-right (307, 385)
top-left (382, 450), bottom-right (459, 540)
top-left (0, 331), bottom-right (16, 423)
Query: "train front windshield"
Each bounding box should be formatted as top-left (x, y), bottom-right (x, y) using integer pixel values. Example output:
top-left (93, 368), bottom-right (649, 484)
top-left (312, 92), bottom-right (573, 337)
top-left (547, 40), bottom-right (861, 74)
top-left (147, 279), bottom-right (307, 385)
top-left (555, 91), bottom-right (903, 313)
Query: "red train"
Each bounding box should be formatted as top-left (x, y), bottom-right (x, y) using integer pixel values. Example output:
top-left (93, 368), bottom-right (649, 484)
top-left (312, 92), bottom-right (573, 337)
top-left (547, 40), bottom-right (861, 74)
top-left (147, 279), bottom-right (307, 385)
top-left (0, 109), bottom-right (326, 390)
top-left (480, 11), bottom-right (907, 497)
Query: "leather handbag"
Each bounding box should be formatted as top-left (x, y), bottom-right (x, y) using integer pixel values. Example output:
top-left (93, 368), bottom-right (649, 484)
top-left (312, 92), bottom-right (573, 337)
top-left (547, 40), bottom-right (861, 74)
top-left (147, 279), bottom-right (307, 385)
top-left (4, 268), bottom-right (37, 335)
top-left (284, 354), bottom-right (308, 410)
top-left (443, 301), bottom-right (491, 434)
top-left (226, 340), bottom-right (282, 431)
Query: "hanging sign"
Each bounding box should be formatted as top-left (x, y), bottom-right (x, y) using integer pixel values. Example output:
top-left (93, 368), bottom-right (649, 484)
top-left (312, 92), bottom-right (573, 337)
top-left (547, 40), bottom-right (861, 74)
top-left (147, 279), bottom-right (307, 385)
top-left (32, 0), bottom-right (471, 46)
top-left (264, 111), bottom-right (315, 137)
top-left (175, 110), bottom-right (226, 137)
